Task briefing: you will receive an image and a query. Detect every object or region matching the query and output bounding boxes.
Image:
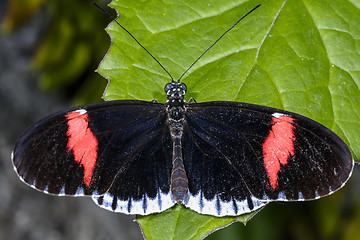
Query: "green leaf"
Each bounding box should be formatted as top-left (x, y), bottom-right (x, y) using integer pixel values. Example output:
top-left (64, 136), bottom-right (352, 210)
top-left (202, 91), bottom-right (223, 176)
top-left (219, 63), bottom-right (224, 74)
top-left (97, 0), bottom-right (360, 239)
top-left (98, 0), bottom-right (360, 160)
top-left (137, 205), bottom-right (260, 240)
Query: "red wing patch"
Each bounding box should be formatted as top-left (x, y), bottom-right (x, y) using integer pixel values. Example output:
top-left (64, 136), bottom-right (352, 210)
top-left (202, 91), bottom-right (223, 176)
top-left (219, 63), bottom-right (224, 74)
top-left (262, 114), bottom-right (295, 190)
top-left (66, 110), bottom-right (98, 187)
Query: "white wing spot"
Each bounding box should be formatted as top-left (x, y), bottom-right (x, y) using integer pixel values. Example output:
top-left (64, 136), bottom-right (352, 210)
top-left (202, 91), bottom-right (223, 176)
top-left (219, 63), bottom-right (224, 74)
top-left (184, 191), bottom-right (267, 216)
top-left (75, 187), bottom-right (85, 196)
top-left (314, 190), bottom-right (321, 199)
top-left (272, 112), bottom-right (289, 118)
top-left (92, 189), bottom-right (175, 215)
top-left (72, 109), bottom-right (87, 115)
top-left (298, 192), bottom-right (305, 201)
top-left (58, 186), bottom-right (66, 196)
top-left (43, 185), bottom-right (49, 194)
top-left (277, 191), bottom-right (286, 200)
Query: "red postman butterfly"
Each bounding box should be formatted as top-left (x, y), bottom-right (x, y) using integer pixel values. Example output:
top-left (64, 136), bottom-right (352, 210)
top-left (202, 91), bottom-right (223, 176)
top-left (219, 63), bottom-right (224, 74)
top-left (12, 4), bottom-right (354, 217)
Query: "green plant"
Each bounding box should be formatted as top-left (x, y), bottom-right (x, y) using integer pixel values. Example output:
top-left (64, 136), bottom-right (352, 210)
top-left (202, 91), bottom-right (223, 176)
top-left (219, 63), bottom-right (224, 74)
top-left (97, 0), bottom-right (359, 239)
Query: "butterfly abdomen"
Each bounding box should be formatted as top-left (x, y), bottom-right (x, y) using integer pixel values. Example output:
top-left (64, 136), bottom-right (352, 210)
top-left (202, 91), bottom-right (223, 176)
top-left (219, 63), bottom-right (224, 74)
top-left (170, 137), bottom-right (188, 203)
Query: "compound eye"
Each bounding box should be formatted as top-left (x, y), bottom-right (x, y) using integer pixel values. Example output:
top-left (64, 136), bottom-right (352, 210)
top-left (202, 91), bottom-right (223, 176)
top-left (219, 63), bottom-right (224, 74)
top-left (180, 83), bottom-right (187, 92)
top-left (164, 83), bottom-right (173, 93)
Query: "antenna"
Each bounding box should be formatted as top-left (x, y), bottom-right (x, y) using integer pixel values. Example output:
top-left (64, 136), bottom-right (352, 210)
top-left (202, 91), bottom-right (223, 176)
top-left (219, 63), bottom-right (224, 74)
top-left (94, 3), bottom-right (261, 83)
top-left (177, 4), bottom-right (261, 82)
top-left (94, 3), bottom-right (175, 82)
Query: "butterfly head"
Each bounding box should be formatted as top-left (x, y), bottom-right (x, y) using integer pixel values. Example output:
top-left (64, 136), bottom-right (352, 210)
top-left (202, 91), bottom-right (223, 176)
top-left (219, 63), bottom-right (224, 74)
top-left (164, 82), bottom-right (187, 104)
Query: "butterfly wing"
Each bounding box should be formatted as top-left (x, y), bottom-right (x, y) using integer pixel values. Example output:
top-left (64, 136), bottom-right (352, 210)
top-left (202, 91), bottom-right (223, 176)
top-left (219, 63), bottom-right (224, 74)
top-left (12, 100), bottom-right (175, 215)
top-left (13, 99), bottom-right (354, 217)
top-left (183, 101), bottom-right (353, 216)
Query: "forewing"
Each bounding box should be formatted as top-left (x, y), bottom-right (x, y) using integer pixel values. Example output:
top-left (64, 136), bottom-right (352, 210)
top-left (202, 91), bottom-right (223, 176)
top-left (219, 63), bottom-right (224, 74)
top-left (12, 100), bottom-right (174, 214)
top-left (184, 101), bottom-right (353, 212)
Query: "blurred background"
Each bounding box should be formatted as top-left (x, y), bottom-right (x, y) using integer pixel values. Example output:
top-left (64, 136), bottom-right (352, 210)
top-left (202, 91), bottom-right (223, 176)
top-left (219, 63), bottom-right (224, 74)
top-left (0, 0), bottom-right (359, 239)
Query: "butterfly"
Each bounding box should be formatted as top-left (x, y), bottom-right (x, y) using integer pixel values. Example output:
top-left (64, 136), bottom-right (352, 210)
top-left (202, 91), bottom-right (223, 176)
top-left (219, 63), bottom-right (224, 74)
top-left (12, 4), bottom-right (354, 217)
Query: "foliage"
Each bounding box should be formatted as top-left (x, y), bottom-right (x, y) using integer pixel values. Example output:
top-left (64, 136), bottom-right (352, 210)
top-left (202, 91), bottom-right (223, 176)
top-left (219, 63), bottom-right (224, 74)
top-left (97, 0), bottom-right (360, 239)
top-left (2, 0), bottom-right (111, 104)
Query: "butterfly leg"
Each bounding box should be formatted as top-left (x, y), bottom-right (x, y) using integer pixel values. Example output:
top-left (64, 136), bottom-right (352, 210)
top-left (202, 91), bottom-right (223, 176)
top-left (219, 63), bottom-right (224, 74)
top-left (188, 98), bottom-right (197, 104)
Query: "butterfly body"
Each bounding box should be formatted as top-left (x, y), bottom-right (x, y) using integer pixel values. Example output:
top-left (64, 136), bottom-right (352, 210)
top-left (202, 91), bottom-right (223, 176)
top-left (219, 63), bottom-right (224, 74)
top-left (166, 82), bottom-right (188, 203)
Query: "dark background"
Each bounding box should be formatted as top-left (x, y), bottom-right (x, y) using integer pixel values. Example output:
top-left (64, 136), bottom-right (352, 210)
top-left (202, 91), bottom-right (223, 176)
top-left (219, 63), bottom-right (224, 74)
top-left (0, 1), bottom-right (141, 239)
top-left (1, 1), bottom-right (359, 239)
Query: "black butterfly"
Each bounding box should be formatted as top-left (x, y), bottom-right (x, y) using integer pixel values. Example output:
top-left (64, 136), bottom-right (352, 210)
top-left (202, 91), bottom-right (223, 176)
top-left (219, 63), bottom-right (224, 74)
top-left (12, 4), bottom-right (354, 217)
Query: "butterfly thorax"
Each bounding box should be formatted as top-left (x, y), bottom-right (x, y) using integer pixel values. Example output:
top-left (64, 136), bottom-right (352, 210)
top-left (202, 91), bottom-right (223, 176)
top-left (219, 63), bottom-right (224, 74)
top-left (165, 82), bottom-right (187, 120)
top-left (164, 82), bottom-right (189, 203)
